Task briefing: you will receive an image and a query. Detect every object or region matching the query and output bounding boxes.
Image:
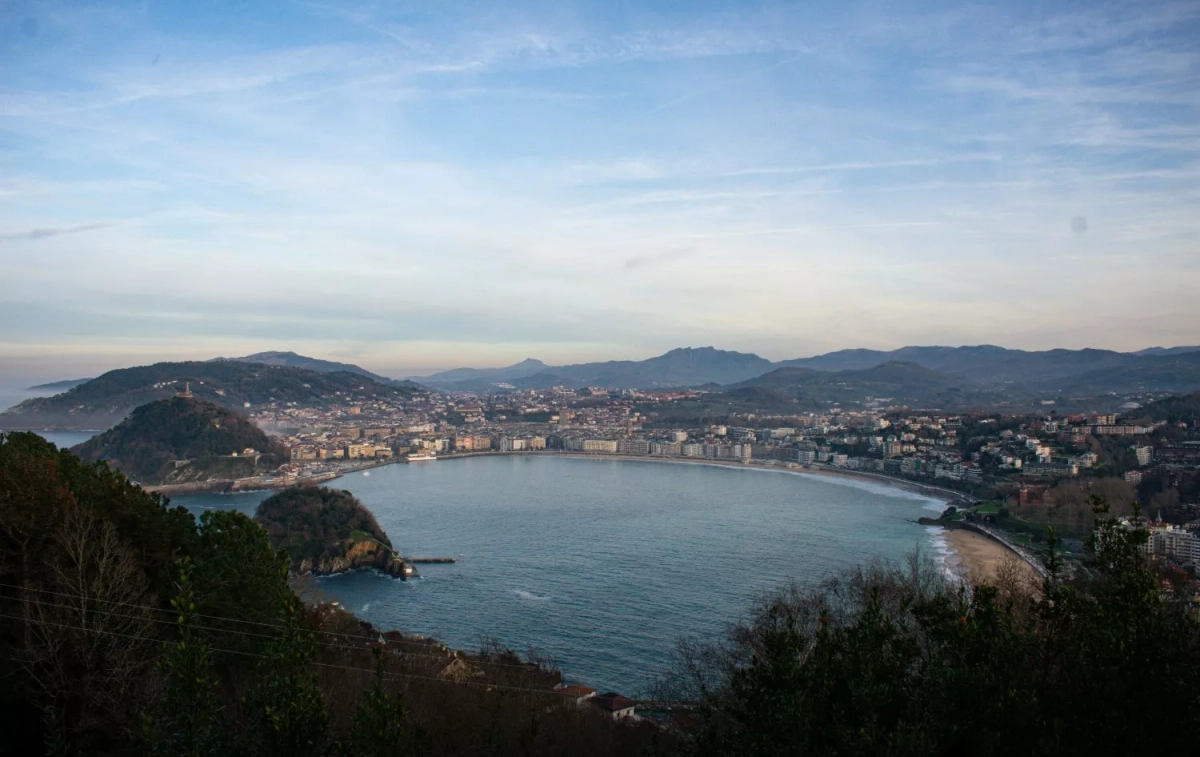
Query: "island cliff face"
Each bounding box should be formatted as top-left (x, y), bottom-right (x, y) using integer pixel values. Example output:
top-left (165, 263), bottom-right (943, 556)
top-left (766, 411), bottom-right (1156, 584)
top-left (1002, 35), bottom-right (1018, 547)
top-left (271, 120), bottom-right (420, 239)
top-left (254, 486), bottom-right (413, 579)
top-left (294, 537), bottom-right (410, 578)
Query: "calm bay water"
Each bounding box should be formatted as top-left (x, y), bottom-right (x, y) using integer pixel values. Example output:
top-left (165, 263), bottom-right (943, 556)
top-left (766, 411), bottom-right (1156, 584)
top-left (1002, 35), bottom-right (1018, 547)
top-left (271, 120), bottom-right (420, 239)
top-left (34, 430), bottom-right (100, 449)
top-left (174, 455), bottom-right (946, 693)
top-left (1, 384), bottom-right (100, 450)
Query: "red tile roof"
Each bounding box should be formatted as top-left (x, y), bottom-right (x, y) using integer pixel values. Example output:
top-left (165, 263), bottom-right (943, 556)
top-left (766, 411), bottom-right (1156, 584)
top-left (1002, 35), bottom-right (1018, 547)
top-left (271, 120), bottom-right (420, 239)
top-left (590, 692), bottom-right (635, 711)
top-left (557, 685), bottom-right (596, 698)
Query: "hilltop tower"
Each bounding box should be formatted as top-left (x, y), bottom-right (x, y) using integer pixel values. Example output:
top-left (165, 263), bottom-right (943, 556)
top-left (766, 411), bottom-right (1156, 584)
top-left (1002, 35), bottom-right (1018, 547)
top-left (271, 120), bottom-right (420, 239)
top-left (176, 382), bottom-right (193, 399)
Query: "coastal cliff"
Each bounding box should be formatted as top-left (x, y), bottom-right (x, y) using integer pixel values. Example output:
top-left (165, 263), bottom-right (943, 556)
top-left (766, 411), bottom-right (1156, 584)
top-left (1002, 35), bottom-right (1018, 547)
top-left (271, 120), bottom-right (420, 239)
top-left (295, 537), bottom-right (411, 578)
top-left (255, 486), bottom-right (414, 579)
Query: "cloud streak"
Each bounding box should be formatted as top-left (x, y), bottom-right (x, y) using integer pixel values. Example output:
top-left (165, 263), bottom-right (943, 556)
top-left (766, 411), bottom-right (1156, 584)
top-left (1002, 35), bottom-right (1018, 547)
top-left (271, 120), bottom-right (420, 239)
top-left (622, 246), bottom-right (699, 270)
top-left (0, 0), bottom-right (1196, 369)
top-left (0, 224), bottom-right (110, 243)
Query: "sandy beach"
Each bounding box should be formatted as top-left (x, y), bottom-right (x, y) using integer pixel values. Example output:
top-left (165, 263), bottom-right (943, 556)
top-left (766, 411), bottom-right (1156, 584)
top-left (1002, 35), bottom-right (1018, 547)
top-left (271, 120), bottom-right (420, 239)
top-left (945, 529), bottom-right (1039, 586)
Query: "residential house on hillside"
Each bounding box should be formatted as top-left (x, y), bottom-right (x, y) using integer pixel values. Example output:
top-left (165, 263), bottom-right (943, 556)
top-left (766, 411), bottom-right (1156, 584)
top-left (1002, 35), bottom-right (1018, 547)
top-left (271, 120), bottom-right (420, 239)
top-left (589, 692), bottom-right (636, 720)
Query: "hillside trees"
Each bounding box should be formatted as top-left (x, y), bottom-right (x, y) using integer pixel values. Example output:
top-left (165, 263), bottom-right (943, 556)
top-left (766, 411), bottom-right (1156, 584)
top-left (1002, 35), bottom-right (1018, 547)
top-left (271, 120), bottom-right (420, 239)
top-left (668, 504), bottom-right (1200, 757)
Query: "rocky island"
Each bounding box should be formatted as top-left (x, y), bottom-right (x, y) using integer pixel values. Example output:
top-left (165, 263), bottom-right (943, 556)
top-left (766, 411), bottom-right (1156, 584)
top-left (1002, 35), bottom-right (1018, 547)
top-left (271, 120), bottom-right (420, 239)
top-left (254, 486), bottom-right (414, 579)
top-left (71, 396), bottom-right (287, 486)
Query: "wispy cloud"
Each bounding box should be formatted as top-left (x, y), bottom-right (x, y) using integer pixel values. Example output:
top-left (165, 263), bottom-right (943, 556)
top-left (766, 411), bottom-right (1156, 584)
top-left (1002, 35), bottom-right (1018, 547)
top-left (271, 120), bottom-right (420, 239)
top-left (683, 222), bottom-right (947, 240)
top-left (0, 224), bottom-right (109, 243)
top-left (622, 246), bottom-right (698, 270)
top-left (0, 0), bottom-right (1197, 366)
top-left (715, 154), bottom-right (1002, 178)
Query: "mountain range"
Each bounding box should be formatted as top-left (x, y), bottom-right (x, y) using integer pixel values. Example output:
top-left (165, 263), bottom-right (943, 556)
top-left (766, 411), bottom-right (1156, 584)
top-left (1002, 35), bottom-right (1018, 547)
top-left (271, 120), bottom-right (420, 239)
top-left (415, 345), bottom-right (1200, 395)
top-left (0, 360), bottom-right (419, 430)
top-left (9, 344), bottom-right (1200, 430)
top-left (26, 378), bottom-right (92, 391)
top-left (215, 350), bottom-right (402, 385)
top-left (415, 347), bottom-right (775, 391)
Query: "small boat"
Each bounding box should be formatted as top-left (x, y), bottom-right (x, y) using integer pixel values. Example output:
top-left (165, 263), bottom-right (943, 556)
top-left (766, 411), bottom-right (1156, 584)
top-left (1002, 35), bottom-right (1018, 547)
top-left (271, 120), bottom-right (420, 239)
top-left (406, 452), bottom-right (436, 462)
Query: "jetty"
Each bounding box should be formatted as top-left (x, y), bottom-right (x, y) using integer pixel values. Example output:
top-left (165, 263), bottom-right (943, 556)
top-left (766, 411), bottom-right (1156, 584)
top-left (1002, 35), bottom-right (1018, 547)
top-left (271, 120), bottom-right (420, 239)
top-left (409, 557), bottom-right (457, 564)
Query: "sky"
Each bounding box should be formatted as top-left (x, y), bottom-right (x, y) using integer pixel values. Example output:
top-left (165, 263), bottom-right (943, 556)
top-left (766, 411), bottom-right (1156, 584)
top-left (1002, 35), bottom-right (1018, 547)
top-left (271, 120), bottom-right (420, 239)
top-left (1, 0), bottom-right (1198, 382)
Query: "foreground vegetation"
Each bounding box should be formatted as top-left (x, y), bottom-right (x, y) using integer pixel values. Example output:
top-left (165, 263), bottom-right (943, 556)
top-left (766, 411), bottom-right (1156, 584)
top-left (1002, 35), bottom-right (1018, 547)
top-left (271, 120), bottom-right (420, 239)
top-left (657, 506), bottom-right (1200, 756)
top-left (3, 430), bottom-right (1200, 755)
top-left (0, 433), bottom-right (662, 756)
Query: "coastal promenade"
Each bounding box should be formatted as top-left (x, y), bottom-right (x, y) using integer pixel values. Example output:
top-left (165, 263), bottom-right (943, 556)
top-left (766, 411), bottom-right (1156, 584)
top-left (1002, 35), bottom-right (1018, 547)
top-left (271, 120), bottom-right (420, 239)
top-left (150, 448), bottom-right (970, 511)
top-left (435, 450), bottom-right (973, 505)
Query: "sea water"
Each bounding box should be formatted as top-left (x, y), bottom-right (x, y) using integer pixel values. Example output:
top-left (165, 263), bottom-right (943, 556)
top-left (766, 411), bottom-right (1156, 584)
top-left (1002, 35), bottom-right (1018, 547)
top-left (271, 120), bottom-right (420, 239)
top-left (173, 455), bottom-right (946, 693)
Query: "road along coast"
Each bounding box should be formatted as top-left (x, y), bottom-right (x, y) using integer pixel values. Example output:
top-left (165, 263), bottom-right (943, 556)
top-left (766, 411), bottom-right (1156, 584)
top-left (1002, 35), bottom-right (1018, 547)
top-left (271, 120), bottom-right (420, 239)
top-left (437, 450), bottom-right (974, 504)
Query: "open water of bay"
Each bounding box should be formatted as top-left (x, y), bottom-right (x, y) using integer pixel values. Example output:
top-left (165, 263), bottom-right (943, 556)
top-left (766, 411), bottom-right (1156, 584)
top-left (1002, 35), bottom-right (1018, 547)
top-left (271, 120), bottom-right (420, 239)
top-left (173, 455), bottom-right (947, 693)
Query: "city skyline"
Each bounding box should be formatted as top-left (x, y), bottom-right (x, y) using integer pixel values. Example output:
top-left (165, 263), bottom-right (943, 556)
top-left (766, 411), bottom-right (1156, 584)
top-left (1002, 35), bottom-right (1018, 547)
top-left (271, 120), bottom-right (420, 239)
top-left (2, 0), bottom-right (1199, 381)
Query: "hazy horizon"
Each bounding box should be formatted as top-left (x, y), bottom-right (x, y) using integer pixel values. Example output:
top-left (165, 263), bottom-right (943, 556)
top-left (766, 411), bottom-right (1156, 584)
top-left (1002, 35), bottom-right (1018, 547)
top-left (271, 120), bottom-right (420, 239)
top-left (3, 339), bottom-right (1200, 390)
top-left (2, 0), bottom-right (1198, 382)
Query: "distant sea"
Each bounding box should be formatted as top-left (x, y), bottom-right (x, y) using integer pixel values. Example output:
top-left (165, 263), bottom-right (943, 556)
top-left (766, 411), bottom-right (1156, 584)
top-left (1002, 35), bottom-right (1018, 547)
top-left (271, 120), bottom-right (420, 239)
top-left (0, 386), bottom-right (49, 415)
top-left (0, 384), bottom-right (100, 449)
top-left (172, 455), bottom-right (949, 693)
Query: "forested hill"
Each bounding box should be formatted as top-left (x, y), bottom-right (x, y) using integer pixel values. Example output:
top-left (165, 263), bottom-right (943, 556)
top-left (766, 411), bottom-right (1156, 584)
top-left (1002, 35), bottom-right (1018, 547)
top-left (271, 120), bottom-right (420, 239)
top-left (219, 350), bottom-right (398, 384)
top-left (1140, 391), bottom-right (1200, 425)
top-left (0, 434), bottom-right (663, 755)
top-left (72, 397), bottom-right (286, 485)
top-left (0, 360), bottom-right (419, 430)
top-left (254, 487), bottom-right (408, 577)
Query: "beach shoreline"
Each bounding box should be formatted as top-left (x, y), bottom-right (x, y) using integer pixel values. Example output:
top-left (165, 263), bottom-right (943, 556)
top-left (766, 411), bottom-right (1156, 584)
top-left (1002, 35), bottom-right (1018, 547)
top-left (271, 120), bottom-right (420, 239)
top-left (436, 450), bottom-right (972, 505)
top-left (161, 449), bottom-right (1028, 580)
top-left (944, 528), bottom-right (1040, 586)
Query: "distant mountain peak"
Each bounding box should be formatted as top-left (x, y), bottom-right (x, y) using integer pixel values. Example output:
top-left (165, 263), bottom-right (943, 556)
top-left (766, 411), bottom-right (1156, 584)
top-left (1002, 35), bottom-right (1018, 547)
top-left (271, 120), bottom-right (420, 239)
top-left (242, 350), bottom-right (302, 360)
top-left (222, 351), bottom-right (393, 383)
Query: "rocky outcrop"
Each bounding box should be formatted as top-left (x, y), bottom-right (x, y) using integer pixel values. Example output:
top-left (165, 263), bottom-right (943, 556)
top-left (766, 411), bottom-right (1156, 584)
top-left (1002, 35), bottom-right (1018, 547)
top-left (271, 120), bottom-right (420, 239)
top-left (295, 537), bottom-right (414, 579)
top-left (255, 486), bottom-right (418, 580)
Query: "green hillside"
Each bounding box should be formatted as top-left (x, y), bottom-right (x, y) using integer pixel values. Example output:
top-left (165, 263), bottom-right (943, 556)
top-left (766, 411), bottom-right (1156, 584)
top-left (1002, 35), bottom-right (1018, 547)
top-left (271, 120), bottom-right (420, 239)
top-left (254, 487), bottom-right (408, 577)
top-left (730, 360), bottom-right (998, 406)
top-left (0, 360), bottom-right (418, 430)
top-left (72, 397), bottom-right (286, 485)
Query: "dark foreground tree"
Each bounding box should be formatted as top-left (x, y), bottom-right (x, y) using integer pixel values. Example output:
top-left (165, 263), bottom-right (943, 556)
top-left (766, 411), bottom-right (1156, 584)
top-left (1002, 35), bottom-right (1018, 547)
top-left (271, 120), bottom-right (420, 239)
top-left (143, 561), bottom-right (227, 757)
top-left (346, 648), bottom-right (423, 757)
top-left (666, 507), bottom-right (1200, 757)
top-left (242, 595), bottom-right (331, 756)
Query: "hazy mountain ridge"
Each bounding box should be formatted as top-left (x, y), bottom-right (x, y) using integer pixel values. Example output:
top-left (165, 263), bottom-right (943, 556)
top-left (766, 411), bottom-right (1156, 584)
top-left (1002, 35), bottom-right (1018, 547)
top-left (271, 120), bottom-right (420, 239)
top-left (418, 358), bottom-right (549, 384)
top-left (26, 378), bottom-right (92, 391)
top-left (0, 360), bottom-right (417, 430)
top-left (1135, 346), bottom-right (1200, 357)
top-left (222, 350), bottom-right (418, 386)
top-left (419, 344), bottom-right (1200, 394)
top-left (424, 347), bottom-right (774, 390)
top-left (1059, 352), bottom-right (1200, 394)
top-left (777, 345), bottom-right (1139, 385)
top-left (11, 346), bottom-right (1200, 425)
top-left (729, 360), bottom-right (998, 405)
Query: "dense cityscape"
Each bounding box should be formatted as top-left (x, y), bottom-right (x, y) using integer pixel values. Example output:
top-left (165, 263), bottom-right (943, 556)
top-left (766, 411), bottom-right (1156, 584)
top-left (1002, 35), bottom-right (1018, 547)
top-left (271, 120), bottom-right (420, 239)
top-left (231, 381), bottom-right (1200, 570)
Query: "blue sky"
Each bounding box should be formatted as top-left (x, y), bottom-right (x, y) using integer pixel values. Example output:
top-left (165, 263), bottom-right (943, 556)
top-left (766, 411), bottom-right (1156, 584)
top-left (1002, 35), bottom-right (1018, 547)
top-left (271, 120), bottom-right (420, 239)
top-left (1, 0), bottom-right (1198, 381)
